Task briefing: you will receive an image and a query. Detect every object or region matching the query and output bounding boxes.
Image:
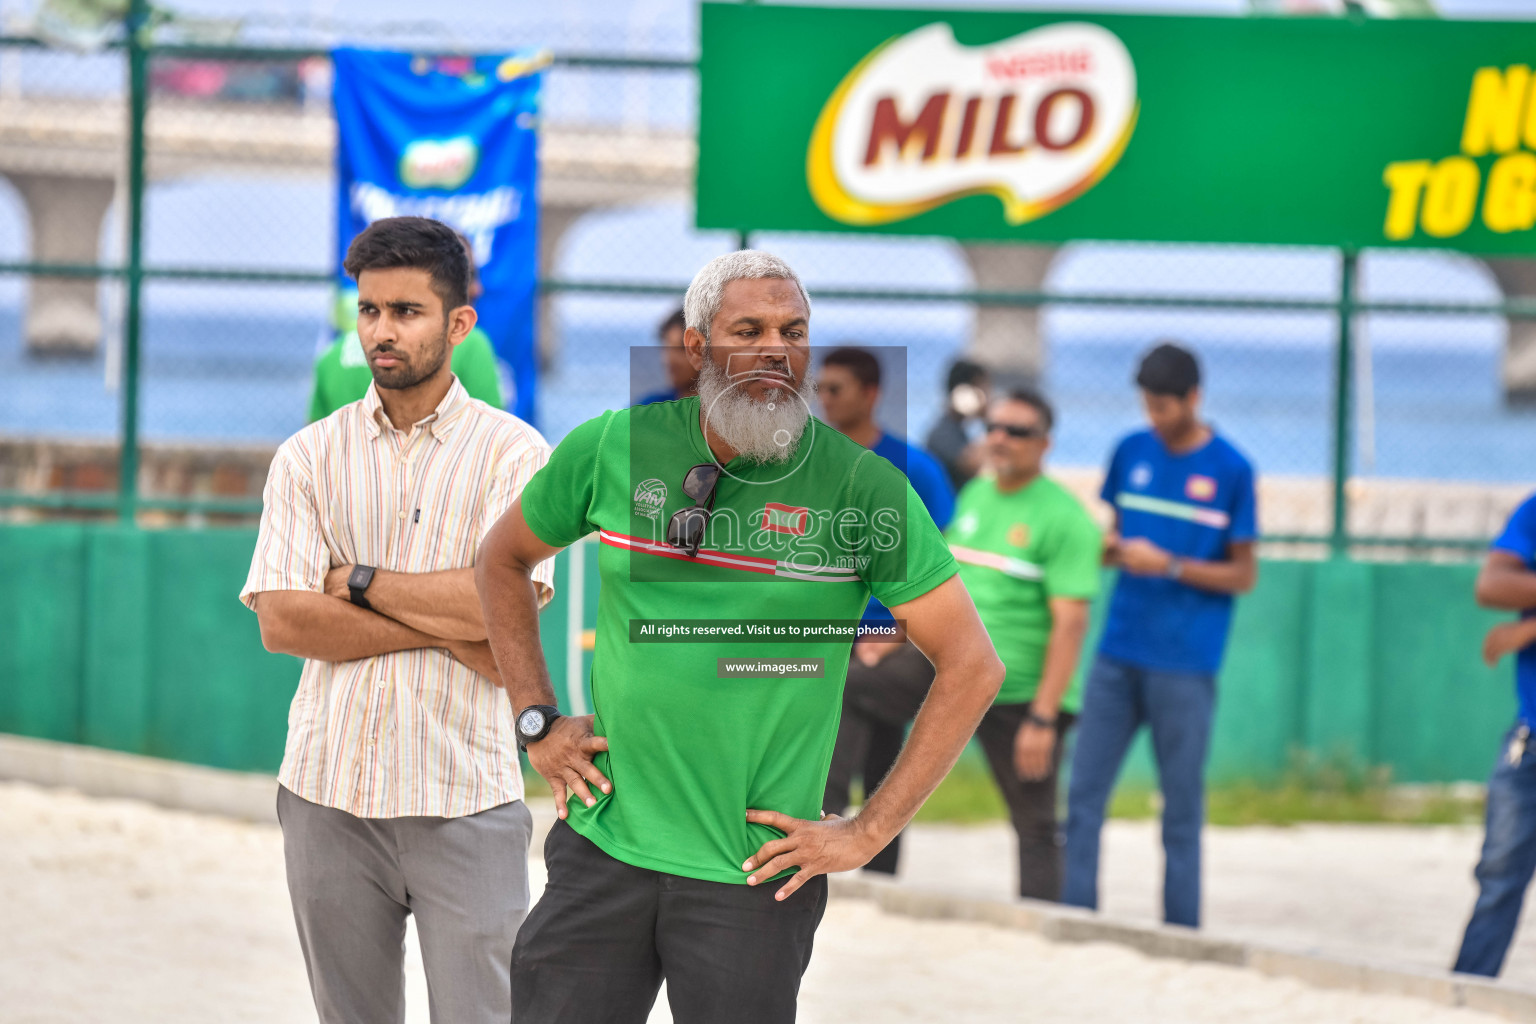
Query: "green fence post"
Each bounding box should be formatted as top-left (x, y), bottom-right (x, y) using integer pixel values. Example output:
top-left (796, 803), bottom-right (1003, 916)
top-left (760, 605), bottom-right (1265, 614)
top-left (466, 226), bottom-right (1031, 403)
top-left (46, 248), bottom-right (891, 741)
top-left (736, 230), bottom-right (752, 250)
top-left (118, 0), bottom-right (150, 524)
top-left (1330, 248), bottom-right (1358, 557)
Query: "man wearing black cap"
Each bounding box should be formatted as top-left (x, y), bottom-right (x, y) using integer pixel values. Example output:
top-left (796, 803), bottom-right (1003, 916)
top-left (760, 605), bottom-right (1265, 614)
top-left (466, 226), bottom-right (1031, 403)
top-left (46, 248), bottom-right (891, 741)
top-left (1061, 342), bottom-right (1258, 928)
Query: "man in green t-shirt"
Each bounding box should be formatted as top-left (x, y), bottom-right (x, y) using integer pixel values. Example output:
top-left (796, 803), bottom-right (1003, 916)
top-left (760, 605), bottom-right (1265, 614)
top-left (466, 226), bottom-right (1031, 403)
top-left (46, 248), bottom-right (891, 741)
top-left (948, 391), bottom-right (1101, 900)
top-left (477, 250), bottom-right (1004, 1024)
top-left (309, 232), bottom-right (505, 421)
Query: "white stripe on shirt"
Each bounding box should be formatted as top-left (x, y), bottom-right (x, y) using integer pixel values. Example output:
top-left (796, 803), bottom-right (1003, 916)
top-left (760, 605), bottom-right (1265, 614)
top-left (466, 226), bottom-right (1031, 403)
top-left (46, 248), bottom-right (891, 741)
top-left (1116, 492), bottom-right (1231, 530)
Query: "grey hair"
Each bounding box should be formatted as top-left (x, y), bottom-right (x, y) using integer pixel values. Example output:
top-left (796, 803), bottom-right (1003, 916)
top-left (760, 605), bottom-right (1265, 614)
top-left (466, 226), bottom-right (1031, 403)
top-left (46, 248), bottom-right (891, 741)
top-left (682, 249), bottom-right (810, 341)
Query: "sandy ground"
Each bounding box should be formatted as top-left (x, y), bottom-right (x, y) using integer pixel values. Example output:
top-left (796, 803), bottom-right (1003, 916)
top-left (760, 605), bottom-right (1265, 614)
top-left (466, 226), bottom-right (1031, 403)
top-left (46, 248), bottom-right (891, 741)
top-left (0, 780), bottom-right (1522, 1024)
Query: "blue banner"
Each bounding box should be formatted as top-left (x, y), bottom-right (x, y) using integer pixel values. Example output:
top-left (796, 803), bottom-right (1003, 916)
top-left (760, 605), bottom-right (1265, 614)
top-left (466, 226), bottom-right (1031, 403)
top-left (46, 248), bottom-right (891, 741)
top-left (332, 48), bottom-right (544, 423)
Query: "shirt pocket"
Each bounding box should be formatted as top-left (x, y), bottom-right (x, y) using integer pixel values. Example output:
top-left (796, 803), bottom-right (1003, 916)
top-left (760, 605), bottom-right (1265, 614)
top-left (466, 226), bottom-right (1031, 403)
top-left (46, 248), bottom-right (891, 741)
top-left (419, 501), bottom-right (479, 569)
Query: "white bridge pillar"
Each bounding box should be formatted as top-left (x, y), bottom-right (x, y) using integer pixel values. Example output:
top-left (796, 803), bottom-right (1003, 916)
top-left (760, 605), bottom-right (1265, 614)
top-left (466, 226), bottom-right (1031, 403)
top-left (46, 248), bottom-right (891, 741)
top-left (537, 202), bottom-right (592, 369)
top-left (3, 171), bottom-right (116, 357)
top-left (1483, 257), bottom-right (1536, 405)
top-left (959, 242), bottom-right (1058, 390)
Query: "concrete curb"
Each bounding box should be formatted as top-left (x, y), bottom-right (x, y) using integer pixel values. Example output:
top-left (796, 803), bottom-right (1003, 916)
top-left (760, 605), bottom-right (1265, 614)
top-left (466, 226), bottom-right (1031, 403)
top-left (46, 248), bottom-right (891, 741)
top-left (0, 733), bottom-right (279, 822)
top-left (829, 874), bottom-right (1536, 1022)
top-left (4, 734), bottom-right (1533, 1020)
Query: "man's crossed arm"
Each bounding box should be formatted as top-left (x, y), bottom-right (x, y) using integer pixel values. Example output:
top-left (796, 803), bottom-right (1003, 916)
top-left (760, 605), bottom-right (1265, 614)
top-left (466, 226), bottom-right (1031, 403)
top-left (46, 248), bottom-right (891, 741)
top-left (253, 565), bottom-right (501, 681)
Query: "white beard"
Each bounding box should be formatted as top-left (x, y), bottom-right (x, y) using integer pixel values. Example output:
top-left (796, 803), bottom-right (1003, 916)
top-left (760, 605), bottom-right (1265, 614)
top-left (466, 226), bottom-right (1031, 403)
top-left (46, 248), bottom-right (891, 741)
top-left (696, 354), bottom-right (815, 464)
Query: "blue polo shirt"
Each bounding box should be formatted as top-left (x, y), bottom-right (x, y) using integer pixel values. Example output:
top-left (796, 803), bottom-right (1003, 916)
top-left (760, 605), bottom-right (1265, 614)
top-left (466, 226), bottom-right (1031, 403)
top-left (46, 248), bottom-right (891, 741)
top-left (1492, 493), bottom-right (1536, 727)
top-left (863, 433), bottom-right (955, 629)
top-left (1098, 429), bottom-right (1257, 675)
top-left (635, 387), bottom-right (680, 406)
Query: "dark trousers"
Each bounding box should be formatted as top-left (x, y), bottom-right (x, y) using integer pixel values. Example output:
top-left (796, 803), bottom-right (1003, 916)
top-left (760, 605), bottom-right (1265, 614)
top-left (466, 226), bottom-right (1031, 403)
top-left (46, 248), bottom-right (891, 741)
top-left (512, 819), bottom-right (828, 1024)
top-left (1062, 654), bottom-right (1216, 928)
top-left (1455, 723), bottom-right (1536, 977)
top-left (974, 702), bottom-right (1075, 901)
top-left (824, 643), bottom-right (1076, 899)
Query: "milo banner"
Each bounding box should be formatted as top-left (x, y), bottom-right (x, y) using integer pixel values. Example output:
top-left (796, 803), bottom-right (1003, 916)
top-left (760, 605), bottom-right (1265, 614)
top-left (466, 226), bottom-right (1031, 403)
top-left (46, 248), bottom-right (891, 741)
top-left (333, 48), bottom-right (544, 421)
top-left (698, 4), bottom-right (1536, 253)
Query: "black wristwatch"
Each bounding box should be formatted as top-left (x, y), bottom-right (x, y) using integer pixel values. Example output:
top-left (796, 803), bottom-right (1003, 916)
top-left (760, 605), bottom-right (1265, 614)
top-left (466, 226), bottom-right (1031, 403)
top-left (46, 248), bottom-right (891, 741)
top-left (516, 705), bottom-right (563, 750)
top-left (1027, 710), bottom-right (1057, 730)
top-left (347, 564), bottom-right (376, 611)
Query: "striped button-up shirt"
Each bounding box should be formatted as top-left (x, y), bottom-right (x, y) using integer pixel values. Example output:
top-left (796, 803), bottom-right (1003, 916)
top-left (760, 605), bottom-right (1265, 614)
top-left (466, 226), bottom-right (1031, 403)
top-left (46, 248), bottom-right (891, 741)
top-left (240, 378), bottom-right (553, 818)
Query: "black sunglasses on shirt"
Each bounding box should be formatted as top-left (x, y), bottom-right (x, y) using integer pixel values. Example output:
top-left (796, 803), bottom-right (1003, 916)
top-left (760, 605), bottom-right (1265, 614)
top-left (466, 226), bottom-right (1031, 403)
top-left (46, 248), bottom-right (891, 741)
top-left (665, 463), bottom-right (723, 557)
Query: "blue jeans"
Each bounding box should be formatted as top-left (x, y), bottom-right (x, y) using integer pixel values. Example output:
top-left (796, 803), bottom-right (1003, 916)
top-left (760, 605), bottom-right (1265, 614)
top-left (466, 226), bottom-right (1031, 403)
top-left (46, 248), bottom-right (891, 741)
top-left (1455, 723), bottom-right (1536, 977)
top-left (1062, 654), bottom-right (1215, 927)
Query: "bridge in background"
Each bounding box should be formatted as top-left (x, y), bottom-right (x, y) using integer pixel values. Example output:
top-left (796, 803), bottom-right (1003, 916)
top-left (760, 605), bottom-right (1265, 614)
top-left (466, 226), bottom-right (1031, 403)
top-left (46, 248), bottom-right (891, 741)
top-left (0, 93), bottom-right (694, 359)
top-left (5, 93), bottom-right (1536, 400)
top-left (0, 91), bottom-right (1072, 388)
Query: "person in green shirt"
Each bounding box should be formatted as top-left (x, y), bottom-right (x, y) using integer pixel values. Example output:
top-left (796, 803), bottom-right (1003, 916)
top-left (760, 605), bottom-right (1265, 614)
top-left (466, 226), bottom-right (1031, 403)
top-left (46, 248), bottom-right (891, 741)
top-left (309, 233), bottom-right (505, 421)
top-left (948, 390), bottom-right (1102, 901)
top-left (477, 250), bottom-right (1004, 1024)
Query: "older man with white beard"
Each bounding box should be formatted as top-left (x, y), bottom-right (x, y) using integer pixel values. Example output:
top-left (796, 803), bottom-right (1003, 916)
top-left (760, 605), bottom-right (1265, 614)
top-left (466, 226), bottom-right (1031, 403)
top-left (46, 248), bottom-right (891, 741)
top-left (477, 250), bottom-right (1003, 1024)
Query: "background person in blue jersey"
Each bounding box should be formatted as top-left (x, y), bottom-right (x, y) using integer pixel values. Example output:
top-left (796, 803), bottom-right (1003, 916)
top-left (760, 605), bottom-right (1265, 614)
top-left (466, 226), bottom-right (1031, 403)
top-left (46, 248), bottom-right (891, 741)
top-left (634, 307), bottom-right (700, 406)
top-left (818, 345), bottom-right (956, 875)
top-left (1062, 342), bottom-right (1258, 929)
top-left (1454, 494), bottom-right (1536, 977)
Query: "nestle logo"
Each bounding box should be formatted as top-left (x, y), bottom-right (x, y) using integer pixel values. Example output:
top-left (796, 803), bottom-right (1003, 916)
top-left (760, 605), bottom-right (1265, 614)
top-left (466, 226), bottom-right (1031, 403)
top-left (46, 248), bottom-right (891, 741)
top-left (807, 21), bottom-right (1137, 228)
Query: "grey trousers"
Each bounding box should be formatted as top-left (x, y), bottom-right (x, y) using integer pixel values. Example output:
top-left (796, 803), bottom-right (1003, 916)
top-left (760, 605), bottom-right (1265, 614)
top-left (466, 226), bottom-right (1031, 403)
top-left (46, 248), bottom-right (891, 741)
top-left (276, 785), bottom-right (533, 1024)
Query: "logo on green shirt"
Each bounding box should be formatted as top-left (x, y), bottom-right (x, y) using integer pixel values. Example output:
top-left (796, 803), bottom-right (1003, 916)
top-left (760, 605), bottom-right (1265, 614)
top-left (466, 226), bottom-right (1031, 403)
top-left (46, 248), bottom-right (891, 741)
top-left (760, 502), bottom-right (811, 536)
top-left (632, 478), bottom-right (668, 519)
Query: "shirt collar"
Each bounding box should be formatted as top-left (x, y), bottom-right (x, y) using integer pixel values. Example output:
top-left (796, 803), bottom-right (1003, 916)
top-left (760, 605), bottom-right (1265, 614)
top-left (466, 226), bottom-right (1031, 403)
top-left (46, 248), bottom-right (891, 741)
top-left (361, 376), bottom-right (471, 443)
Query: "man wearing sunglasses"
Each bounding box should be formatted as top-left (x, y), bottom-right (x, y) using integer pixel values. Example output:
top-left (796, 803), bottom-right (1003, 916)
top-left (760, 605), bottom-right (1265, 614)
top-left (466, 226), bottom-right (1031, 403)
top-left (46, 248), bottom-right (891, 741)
top-left (946, 391), bottom-right (1101, 901)
top-left (477, 250), bottom-right (1004, 1023)
top-left (1062, 342), bottom-right (1258, 929)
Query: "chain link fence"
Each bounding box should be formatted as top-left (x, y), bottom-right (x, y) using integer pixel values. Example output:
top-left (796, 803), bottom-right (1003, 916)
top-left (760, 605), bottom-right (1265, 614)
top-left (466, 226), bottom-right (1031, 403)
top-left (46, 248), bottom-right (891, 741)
top-left (1, 19), bottom-right (1533, 551)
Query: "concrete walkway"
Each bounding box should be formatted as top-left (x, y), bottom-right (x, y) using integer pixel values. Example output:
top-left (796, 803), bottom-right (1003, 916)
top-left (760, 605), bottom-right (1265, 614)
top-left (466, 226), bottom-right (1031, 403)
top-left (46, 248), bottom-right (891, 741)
top-left (892, 820), bottom-right (1536, 988)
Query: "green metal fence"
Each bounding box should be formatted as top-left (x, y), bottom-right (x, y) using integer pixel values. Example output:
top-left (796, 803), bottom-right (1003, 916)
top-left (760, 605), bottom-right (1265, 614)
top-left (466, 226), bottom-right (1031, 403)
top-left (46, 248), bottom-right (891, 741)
top-left (0, 521), bottom-right (1514, 785)
top-left (0, 10), bottom-right (1530, 556)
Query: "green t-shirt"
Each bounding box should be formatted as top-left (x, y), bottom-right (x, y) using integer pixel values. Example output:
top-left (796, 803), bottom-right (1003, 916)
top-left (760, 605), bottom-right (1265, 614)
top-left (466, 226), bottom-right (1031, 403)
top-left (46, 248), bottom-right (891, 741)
top-left (947, 475), bottom-right (1101, 709)
top-left (519, 397), bottom-right (958, 883)
top-left (307, 327), bottom-right (504, 422)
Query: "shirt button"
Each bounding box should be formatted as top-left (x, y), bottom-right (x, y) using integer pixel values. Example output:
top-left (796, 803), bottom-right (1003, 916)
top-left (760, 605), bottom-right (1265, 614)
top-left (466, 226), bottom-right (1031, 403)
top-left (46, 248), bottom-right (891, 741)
top-left (367, 738), bottom-right (376, 747)
top-left (397, 510), bottom-right (407, 520)
top-left (376, 678), bottom-right (386, 689)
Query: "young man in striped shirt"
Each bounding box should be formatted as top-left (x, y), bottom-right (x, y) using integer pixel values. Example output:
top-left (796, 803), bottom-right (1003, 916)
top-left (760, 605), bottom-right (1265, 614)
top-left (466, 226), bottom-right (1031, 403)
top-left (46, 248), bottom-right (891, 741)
top-left (240, 216), bottom-right (552, 1023)
top-left (1062, 342), bottom-right (1258, 928)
